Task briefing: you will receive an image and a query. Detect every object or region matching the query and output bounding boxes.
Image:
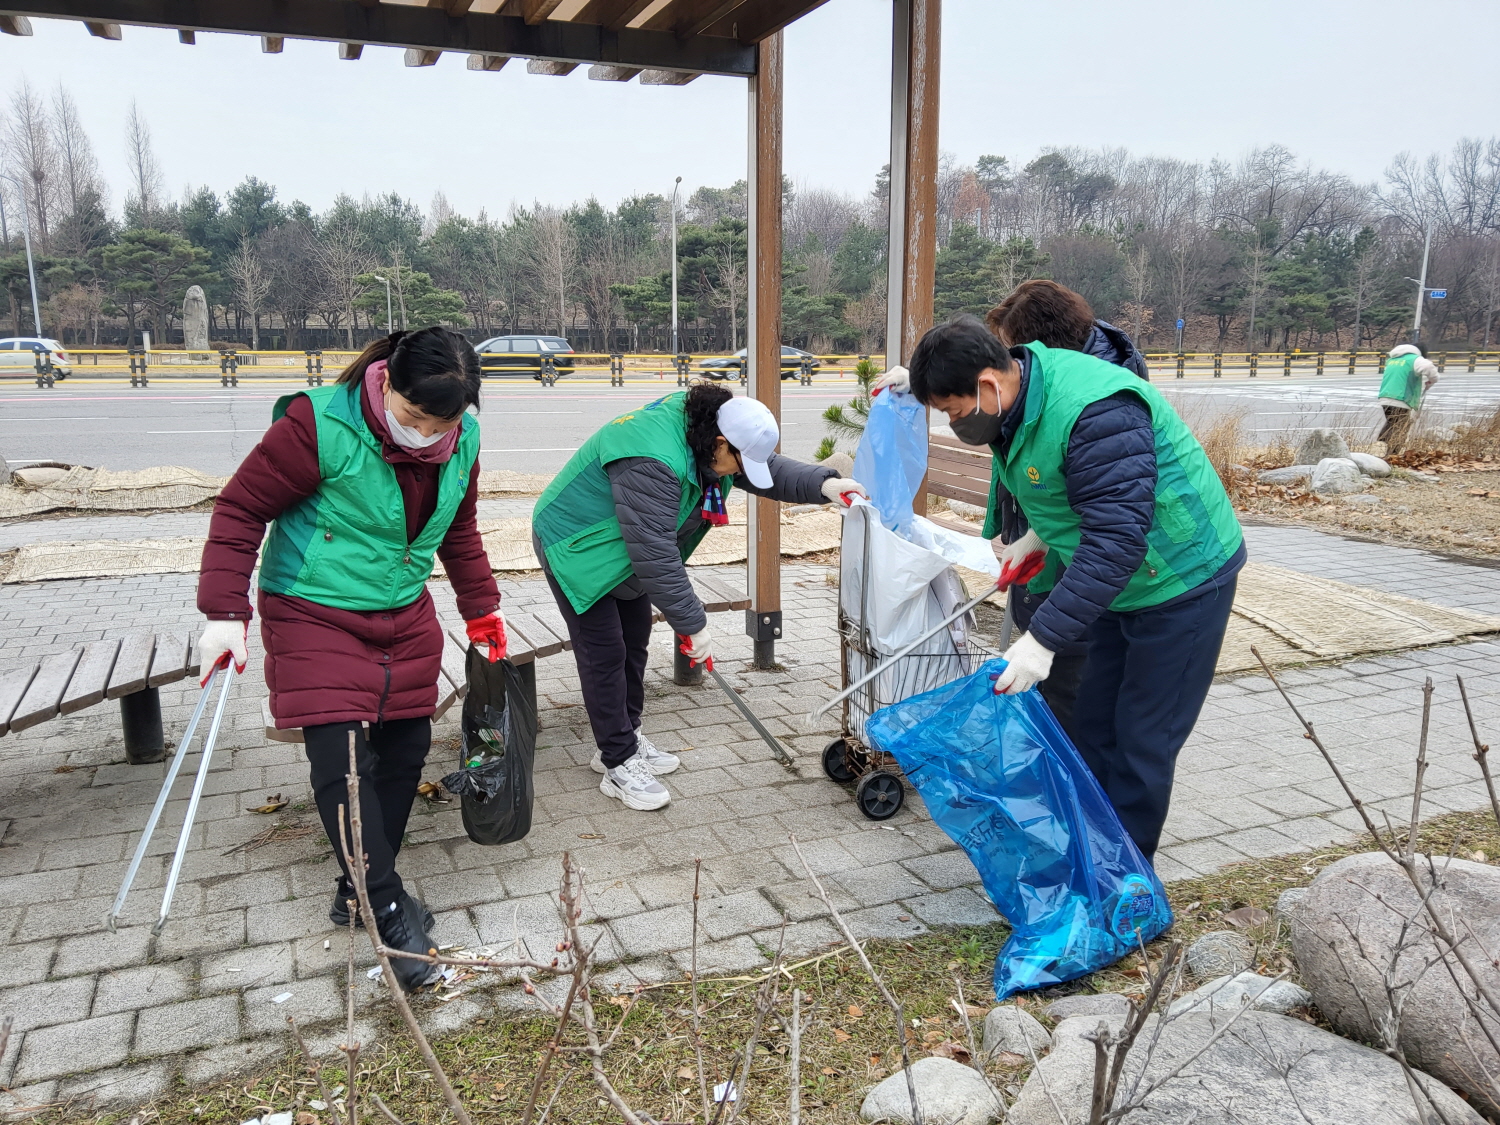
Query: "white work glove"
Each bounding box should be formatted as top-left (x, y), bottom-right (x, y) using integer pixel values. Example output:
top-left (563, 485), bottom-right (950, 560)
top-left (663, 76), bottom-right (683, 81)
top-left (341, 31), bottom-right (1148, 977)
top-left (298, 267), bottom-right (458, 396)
top-left (679, 626), bottom-right (713, 667)
top-left (871, 365), bottom-right (909, 396)
top-left (820, 477), bottom-right (869, 507)
top-left (993, 632), bottom-right (1053, 695)
top-left (197, 618), bottom-right (248, 684)
top-left (996, 528), bottom-right (1048, 590)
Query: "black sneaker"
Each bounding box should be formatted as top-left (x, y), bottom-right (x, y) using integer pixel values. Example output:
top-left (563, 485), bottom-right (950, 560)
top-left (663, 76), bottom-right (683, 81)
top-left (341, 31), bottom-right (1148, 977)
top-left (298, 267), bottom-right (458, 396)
top-left (329, 880), bottom-right (434, 932)
top-left (374, 891), bottom-right (442, 992)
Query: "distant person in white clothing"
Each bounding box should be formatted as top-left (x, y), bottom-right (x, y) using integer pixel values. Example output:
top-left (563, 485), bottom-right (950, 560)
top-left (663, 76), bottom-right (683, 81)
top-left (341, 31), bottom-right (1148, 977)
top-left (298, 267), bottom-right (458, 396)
top-left (1376, 343), bottom-right (1439, 455)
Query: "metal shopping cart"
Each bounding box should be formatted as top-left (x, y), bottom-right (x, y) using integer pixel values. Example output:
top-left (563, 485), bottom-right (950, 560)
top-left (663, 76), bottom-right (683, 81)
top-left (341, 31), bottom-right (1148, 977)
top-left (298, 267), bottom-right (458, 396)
top-left (821, 504), bottom-right (994, 820)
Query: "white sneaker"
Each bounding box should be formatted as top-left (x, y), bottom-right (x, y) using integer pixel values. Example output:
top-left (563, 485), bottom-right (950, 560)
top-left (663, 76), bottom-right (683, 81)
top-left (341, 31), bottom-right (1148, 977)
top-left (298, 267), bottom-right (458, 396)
top-left (591, 730), bottom-right (681, 776)
top-left (599, 755), bottom-right (671, 811)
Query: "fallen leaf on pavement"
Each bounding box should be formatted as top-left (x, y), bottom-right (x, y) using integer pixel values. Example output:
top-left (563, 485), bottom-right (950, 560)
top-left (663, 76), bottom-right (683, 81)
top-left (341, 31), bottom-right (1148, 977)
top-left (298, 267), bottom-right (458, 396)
top-left (250, 794), bottom-right (288, 814)
top-left (1224, 906), bottom-right (1272, 929)
top-left (847, 1004), bottom-right (863, 1019)
top-left (833, 1028), bottom-right (851, 1042)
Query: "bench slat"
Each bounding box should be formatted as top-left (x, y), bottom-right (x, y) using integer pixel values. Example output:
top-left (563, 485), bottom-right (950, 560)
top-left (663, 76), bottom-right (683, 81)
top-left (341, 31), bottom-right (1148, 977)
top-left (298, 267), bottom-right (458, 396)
top-left (507, 610), bottom-right (566, 659)
top-left (59, 639), bottom-right (122, 715)
top-left (106, 633), bottom-right (157, 699)
top-left (692, 574), bottom-right (751, 611)
top-left (147, 632), bottom-right (193, 688)
top-left (8, 649), bottom-right (85, 733)
top-left (451, 623), bottom-right (539, 667)
top-left (689, 575), bottom-right (733, 613)
top-left (0, 665), bottom-right (41, 737)
top-left (527, 604), bottom-right (573, 650)
top-left (439, 634), bottom-right (468, 700)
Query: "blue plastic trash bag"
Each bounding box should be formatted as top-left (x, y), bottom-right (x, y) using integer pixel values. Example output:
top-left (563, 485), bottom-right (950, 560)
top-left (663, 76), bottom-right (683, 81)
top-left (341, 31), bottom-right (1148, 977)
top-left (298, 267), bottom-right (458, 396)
top-left (865, 658), bottom-right (1172, 998)
top-left (852, 387), bottom-right (927, 533)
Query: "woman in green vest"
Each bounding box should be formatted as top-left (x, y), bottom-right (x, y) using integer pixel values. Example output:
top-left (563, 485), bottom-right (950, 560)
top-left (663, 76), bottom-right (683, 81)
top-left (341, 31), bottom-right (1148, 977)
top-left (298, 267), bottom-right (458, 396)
top-left (532, 382), bottom-right (864, 812)
top-left (906, 316), bottom-right (1246, 861)
top-left (195, 328), bottom-right (505, 990)
top-left (1376, 343), bottom-right (1439, 455)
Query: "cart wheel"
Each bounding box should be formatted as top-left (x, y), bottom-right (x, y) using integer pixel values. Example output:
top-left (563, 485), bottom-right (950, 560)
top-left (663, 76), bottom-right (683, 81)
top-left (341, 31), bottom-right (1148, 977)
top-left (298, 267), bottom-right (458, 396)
top-left (855, 770), bottom-right (904, 820)
top-left (822, 739), bottom-right (859, 784)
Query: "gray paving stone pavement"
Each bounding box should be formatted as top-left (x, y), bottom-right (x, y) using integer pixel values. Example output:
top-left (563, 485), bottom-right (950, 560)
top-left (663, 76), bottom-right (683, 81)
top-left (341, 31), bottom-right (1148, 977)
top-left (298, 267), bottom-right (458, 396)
top-left (1, 521), bottom-right (1499, 1106)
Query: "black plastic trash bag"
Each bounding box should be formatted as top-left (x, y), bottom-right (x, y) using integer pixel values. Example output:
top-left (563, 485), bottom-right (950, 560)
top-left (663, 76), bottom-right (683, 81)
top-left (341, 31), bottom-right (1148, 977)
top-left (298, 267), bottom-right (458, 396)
top-left (440, 648), bottom-right (537, 846)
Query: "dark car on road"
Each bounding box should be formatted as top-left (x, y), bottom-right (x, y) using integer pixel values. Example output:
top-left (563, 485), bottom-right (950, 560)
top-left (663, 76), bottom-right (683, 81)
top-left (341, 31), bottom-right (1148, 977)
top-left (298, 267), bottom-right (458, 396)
top-left (699, 346), bottom-right (820, 380)
top-left (476, 335), bottom-right (576, 378)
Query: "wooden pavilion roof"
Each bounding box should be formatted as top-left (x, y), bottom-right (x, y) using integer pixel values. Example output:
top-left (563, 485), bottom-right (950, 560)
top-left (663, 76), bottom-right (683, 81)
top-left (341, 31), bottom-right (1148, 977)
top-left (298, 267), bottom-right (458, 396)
top-left (0, 0), bottom-right (833, 78)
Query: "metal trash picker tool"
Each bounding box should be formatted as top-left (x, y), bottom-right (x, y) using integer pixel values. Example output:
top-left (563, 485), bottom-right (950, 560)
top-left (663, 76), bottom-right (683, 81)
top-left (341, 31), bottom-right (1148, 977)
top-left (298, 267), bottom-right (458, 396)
top-left (678, 636), bottom-right (793, 766)
top-left (109, 658), bottom-right (238, 934)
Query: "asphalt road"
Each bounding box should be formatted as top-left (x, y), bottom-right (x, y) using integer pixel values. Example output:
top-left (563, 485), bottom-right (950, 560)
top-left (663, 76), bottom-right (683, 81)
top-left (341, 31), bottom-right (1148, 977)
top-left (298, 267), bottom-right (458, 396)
top-left (2, 371), bottom-right (1498, 478)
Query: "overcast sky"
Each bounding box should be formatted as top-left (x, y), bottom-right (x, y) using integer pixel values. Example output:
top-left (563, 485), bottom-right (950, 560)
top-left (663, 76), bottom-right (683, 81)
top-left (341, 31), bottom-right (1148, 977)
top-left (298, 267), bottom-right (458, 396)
top-left (0, 0), bottom-right (1495, 219)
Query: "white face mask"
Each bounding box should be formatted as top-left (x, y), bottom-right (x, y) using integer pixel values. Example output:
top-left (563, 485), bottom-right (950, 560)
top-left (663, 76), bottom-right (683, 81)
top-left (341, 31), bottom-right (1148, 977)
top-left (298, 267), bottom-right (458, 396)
top-left (383, 384), bottom-right (450, 449)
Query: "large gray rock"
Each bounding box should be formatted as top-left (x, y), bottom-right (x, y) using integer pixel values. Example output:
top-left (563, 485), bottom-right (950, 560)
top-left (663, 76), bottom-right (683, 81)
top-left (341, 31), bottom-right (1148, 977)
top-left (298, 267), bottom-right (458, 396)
top-left (1310, 457), bottom-right (1370, 495)
top-left (1295, 428), bottom-right (1349, 465)
top-left (183, 284), bottom-right (210, 352)
top-left (1006, 1010), bottom-right (1482, 1124)
top-left (1292, 851), bottom-right (1500, 1116)
top-left (1043, 993), bottom-right (1132, 1022)
top-left (859, 1055), bottom-right (1001, 1125)
top-left (1275, 886), bottom-right (1307, 919)
top-left (1165, 972), bottom-right (1311, 1018)
top-left (1347, 451), bottom-right (1392, 477)
top-left (981, 1005), bottom-right (1050, 1058)
top-left (1257, 465), bottom-right (1314, 486)
top-left (1185, 931), bottom-right (1252, 980)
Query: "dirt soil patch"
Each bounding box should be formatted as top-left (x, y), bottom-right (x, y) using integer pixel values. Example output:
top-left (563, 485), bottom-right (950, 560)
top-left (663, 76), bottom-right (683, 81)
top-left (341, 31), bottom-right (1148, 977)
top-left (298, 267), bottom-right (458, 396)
top-left (1238, 466), bottom-right (1500, 558)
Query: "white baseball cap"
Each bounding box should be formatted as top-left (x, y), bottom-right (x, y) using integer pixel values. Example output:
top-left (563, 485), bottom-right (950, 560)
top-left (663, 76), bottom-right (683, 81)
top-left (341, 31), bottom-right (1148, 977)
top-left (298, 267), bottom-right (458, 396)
top-left (716, 396), bottom-right (780, 488)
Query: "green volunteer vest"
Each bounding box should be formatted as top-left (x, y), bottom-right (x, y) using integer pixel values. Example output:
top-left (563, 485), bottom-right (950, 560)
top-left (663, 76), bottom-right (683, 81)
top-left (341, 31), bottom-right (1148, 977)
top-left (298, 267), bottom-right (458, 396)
top-left (259, 381), bottom-right (480, 611)
top-left (981, 343), bottom-right (1242, 612)
top-left (532, 391), bottom-right (729, 615)
top-left (1379, 352), bottom-right (1423, 411)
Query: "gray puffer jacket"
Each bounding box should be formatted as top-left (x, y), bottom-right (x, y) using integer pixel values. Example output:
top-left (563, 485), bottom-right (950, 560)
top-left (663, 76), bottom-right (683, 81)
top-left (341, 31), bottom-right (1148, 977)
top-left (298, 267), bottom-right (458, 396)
top-left (600, 453), bottom-right (837, 634)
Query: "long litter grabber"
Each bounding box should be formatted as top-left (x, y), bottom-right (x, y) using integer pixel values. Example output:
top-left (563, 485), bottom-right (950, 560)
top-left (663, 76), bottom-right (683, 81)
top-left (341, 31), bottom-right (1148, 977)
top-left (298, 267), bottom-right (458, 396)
top-left (678, 636), bottom-right (793, 766)
top-left (109, 658), bottom-right (238, 934)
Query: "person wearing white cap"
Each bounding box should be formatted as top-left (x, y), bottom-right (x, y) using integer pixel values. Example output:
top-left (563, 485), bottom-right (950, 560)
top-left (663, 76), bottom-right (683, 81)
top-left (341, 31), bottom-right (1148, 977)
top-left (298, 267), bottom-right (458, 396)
top-left (531, 383), bottom-right (864, 811)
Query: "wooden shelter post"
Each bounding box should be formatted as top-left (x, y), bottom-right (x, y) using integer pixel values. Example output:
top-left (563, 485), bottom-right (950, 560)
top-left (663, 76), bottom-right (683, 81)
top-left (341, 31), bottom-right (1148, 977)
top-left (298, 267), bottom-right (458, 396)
top-left (745, 29), bottom-right (784, 669)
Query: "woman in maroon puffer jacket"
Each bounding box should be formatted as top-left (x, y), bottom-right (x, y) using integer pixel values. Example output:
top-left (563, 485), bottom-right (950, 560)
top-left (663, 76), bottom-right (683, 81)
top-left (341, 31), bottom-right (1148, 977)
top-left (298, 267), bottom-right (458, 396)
top-left (196, 327), bottom-right (505, 990)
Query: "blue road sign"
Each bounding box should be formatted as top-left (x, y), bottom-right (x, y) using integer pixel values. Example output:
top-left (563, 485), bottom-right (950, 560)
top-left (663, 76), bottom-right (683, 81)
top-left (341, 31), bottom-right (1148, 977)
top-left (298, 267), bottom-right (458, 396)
top-left (1429, 289), bottom-right (1448, 299)
top-left (1176, 318), bottom-right (1185, 330)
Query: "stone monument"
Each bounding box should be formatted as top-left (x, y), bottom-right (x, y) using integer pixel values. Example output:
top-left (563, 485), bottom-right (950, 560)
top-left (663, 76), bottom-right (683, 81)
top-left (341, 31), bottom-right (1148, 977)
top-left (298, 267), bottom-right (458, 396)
top-left (183, 285), bottom-right (210, 353)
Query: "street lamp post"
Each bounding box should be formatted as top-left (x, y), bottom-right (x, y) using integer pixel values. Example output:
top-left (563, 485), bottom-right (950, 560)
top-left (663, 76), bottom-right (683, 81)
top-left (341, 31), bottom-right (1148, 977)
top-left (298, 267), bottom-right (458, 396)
top-left (670, 176), bottom-right (681, 357)
top-left (1410, 228), bottom-right (1432, 345)
top-left (371, 274), bottom-right (393, 334)
top-left (0, 172), bottom-right (44, 340)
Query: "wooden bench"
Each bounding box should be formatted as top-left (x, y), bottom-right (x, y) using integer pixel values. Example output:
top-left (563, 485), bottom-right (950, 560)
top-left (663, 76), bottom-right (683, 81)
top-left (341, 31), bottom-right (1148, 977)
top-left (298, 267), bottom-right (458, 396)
top-left (925, 432), bottom-right (993, 538)
top-left (261, 574), bottom-right (752, 744)
top-left (0, 631), bottom-right (201, 762)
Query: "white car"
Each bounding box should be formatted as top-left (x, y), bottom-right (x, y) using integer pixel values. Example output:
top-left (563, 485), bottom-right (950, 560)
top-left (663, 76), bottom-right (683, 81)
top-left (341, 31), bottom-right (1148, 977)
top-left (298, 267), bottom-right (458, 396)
top-left (0, 337), bottom-right (72, 376)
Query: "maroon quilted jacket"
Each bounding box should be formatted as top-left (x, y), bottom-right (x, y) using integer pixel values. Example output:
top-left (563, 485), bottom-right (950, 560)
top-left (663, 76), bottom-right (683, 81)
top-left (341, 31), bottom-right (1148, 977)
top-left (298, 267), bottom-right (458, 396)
top-left (198, 390), bottom-right (499, 728)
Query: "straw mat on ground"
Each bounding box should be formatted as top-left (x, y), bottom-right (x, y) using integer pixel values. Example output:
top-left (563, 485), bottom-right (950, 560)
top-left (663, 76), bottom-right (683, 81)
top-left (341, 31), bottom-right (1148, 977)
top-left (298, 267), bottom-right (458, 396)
top-left (0, 465), bottom-right (226, 519)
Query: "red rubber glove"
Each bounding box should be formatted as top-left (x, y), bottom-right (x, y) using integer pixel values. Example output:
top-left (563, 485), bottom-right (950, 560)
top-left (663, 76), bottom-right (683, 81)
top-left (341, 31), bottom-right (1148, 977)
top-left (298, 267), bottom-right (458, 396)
top-left (465, 611), bottom-right (507, 663)
top-left (996, 529), bottom-right (1047, 591)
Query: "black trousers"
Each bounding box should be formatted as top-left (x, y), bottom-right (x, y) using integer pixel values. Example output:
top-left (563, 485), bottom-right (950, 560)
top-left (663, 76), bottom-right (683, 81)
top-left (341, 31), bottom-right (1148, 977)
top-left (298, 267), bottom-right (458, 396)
top-left (545, 572), bottom-right (654, 768)
top-left (305, 717), bottom-right (431, 912)
top-left (1378, 404), bottom-right (1414, 454)
top-left (1070, 576), bottom-right (1238, 861)
top-left (1009, 585), bottom-right (1088, 742)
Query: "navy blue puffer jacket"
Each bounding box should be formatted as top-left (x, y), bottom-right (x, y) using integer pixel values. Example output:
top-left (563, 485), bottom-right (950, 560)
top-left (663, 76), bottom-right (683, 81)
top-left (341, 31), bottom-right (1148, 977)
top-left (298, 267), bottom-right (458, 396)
top-left (1082, 320), bottom-right (1149, 380)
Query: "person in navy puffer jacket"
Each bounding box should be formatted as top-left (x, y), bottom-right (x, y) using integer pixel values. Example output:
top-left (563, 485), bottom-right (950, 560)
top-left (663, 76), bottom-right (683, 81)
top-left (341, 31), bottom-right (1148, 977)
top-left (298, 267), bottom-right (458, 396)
top-left (981, 281), bottom-right (1149, 736)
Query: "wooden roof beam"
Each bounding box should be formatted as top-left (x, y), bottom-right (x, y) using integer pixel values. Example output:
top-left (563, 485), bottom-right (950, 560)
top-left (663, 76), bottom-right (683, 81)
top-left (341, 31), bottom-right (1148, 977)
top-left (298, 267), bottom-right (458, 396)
top-left (502, 0), bottom-right (566, 24)
top-left (340, 42), bottom-right (364, 59)
top-left (587, 63), bottom-right (641, 80)
top-left (572, 0), bottom-right (658, 30)
top-left (645, 0), bottom-right (749, 39)
top-left (0, 15), bottom-right (34, 34)
top-left (427, 0), bottom-right (475, 12)
top-left (262, 35), bottom-right (284, 52)
top-left (84, 20), bottom-right (121, 39)
top-left (527, 59), bottom-right (577, 75)
top-left (640, 68), bottom-right (698, 84)
top-left (177, 28), bottom-right (194, 43)
top-left (0, 1), bottom-right (758, 76)
top-left (467, 53), bottom-right (509, 71)
top-left (405, 47), bottom-right (442, 65)
top-left (705, 0), bottom-right (830, 42)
